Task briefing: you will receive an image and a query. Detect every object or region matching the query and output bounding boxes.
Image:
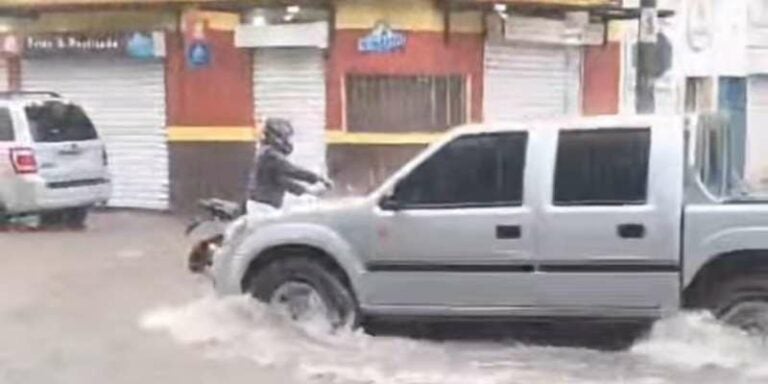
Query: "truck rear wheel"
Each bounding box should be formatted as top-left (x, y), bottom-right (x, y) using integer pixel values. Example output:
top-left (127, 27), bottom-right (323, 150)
top-left (707, 274), bottom-right (768, 336)
top-left (246, 256), bottom-right (359, 331)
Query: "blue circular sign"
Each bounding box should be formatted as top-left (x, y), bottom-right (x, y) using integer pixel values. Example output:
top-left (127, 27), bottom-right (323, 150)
top-left (187, 41), bottom-right (211, 69)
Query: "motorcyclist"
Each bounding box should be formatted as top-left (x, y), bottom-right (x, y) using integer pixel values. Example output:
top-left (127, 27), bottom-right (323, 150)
top-left (246, 117), bottom-right (332, 213)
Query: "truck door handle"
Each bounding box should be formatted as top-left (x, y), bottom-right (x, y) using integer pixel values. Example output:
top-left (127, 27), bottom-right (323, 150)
top-left (496, 225), bottom-right (521, 239)
top-left (617, 223), bottom-right (645, 239)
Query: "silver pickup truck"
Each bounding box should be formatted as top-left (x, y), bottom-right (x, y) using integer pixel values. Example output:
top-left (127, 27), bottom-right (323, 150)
top-left (194, 114), bottom-right (768, 334)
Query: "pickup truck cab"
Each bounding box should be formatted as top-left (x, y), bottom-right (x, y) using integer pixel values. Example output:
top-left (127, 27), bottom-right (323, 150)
top-left (202, 115), bottom-right (768, 334)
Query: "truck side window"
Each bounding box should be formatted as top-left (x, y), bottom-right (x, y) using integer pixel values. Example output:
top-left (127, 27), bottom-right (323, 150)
top-left (553, 128), bottom-right (650, 206)
top-left (0, 108), bottom-right (13, 141)
top-left (394, 132), bottom-right (527, 208)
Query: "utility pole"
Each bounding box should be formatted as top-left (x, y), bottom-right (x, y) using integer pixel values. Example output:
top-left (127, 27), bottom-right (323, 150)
top-left (636, 0), bottom-right (658, 114)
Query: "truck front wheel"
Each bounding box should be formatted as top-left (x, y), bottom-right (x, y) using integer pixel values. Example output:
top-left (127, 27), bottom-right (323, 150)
top-left (246, 256), bottom-right (359, 331)
top-left (708, 274), bottom-right (768, 336)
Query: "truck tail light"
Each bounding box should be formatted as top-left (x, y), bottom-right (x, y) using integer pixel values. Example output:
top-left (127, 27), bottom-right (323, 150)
top-left (10, 147), bottom-right (38, 175)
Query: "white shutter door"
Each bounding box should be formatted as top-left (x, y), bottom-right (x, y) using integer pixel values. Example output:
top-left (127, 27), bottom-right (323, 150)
top-left (484, 43), bottom-right (581, 121)
top-left (22, 57), bottom-right (168, 210)
top-left (747, 76), bottom-right (768, 189)
top-left (0, 59), bottom-right (8, 92)
top-left (253, 48), bottom-right (326, 174)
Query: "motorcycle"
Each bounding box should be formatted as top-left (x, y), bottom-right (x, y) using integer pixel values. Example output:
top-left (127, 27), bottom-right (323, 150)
top-left (186, 198), bottom-right (242, 274)
top-left (186, 185), bottom-right (331, 275)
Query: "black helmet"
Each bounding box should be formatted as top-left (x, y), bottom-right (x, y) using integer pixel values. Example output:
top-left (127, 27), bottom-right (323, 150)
top-left (262, 118), bottom-right (294, 154)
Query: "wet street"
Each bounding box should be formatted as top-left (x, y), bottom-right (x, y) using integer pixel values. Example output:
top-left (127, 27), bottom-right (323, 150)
top-left (1, 212), bottom-right (767, 384)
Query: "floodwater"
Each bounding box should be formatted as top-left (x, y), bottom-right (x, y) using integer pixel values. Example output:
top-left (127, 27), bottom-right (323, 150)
top-left (141, 296), bottom-right (768, 384)
top-left (2, 211), bottom-right (765, 384)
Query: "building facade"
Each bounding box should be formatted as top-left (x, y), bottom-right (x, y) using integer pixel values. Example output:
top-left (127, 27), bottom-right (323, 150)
top-left (643, 0), bottom-right (768, 191)
top-left (0, 0), bottom-right (625, 212)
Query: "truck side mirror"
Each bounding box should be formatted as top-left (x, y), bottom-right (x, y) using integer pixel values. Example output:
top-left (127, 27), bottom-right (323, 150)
top-left (379, 194), bottom-right (401, 211)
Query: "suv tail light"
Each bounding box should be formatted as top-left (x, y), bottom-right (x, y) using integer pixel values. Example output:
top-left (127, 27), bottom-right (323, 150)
top-left (102, 149), bottom-right (108, 166)
top-left (10, 147), bottom-right (38, 174)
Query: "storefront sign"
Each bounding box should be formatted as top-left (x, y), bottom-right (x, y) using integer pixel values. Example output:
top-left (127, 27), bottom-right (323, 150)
top-left (503, 15), bottom-right (604, 46)
top-left (687, 0), bottom-right (713, 52)
top-left (639, 7), bottom-right (660, 44)
top-left (126, 32), bottom-right (155, 59)
top-left (186, 40), bottom-right (212, 69)
top-left (235, 21), bottom-right (329, 49)
top-left (358, 22), bottom-right (406, 54)
top-left (24, 32), bottom-right (163, 59)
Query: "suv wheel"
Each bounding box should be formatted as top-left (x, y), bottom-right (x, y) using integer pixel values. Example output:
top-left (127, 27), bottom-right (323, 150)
top-left (63, 208), bottom-right (88, 230)
top-left (707, 274), bottom-right (768, 337)
top-left (246, 256), bottom-right (359, 331)
top-left (41, 208), bottom-right (88, 230)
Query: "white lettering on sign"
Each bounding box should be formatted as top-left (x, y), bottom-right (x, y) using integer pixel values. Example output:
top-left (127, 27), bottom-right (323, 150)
top-left (639, 7), bottom-right (659, 44)
top-left (687, 0), bottom-right (713, 51)
top-left (25, 34), bottom-right (126, 56)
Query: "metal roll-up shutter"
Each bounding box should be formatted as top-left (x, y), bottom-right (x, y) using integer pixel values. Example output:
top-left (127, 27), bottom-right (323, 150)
top-left (22, 57), bottom-right (168, 210)
top-left (484, 43), bottom-right (581, 122)
top-left (747, 76), bottom-right (768, 188)
top-left (0, 60), bottom-right (8, 92)
top-left (253, 48), bottom-right (326, 174)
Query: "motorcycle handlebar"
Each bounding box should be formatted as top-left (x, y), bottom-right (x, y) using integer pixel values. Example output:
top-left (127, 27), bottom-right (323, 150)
top-left (197, 198), bottom-right (242, 221)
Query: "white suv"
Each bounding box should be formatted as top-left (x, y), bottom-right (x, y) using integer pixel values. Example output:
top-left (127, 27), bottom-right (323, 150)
top-left (0, 92), bottom-right (111, 229)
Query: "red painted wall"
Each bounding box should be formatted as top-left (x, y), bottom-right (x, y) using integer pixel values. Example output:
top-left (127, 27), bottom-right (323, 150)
top-left (582, 42), bottom-right (621, 116)
top-left (7, 56), bottom-right (21, 91)
top-left (327, 30), bottom-right (484, 130)
top-left (166, 30), bottom-right (253, 126)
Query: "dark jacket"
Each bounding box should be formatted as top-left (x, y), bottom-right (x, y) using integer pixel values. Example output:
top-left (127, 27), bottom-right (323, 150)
top-left (247, 146), bottom-right (322, 208)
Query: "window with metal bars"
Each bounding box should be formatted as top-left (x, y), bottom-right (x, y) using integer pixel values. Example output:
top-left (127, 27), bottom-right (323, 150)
top-left (345, 74), bottom-right (467, 133)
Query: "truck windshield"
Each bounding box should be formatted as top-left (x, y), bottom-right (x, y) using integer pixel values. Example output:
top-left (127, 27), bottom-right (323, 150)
top-left (25, 101), bottom-right (98, 143)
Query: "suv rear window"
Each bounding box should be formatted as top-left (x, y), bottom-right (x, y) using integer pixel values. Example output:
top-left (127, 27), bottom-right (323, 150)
top-left (0, 107), bottom-right (13, 141)
top-left (25, 101), bottom-right (97, 142)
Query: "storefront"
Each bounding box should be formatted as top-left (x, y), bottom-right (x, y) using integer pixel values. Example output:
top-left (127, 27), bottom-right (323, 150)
top-left (677, 0), bottom-right (768, 188)
top-left (483, 12), bottom-right (601, 121)
top-left (21, 30), bottom-right (170, 210)
top-left (0, 58), bottom-right (7, 91)
top-left (745, 0), bottom-right (768, 188)
top-left (0, 35), bottom-right (17, 92)
top-left (236, 9), bottom-right (330, 176)
top-left (326, 0), bottom-right (484, 193)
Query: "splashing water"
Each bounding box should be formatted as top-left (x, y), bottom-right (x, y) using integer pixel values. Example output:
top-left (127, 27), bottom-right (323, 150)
top-left (140, 296), bottom-right (768, 384)
top-left (631, 312), bottom-right (768, 375)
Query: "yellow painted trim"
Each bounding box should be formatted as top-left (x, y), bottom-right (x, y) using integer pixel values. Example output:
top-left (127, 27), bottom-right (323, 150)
top-left (12, 10), bottom-right (176, 33)
top-left (606, 19), bottom-right (625, 42)
top-left (167, 126), bottom-right (257, 142)
top-left (326, 131), bottom-right (442, 145)
top-left (474, 0), bottom-right (614, 6)
top-left (167, 126), bottom-right (441, 145)
top-left (2, 0), bottom-right (224, 6)
top-left (335, 0), bottom-right (483, 33)
top-left (196, 11), bottom-right (240, 32)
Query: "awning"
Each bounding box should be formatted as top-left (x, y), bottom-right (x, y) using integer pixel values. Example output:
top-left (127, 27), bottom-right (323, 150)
top-left (468, 0), bottom-right (618, 8)
top-left (443, 0), bottom-right (674, 19)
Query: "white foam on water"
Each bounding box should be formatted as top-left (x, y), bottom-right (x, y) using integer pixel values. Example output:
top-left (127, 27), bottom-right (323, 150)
top-left (140, 296), bottom-right (553, 384)
top-left (631, 311), bottom-right (768, 375)
top-left (140, 297), bottom-right (768, 384)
